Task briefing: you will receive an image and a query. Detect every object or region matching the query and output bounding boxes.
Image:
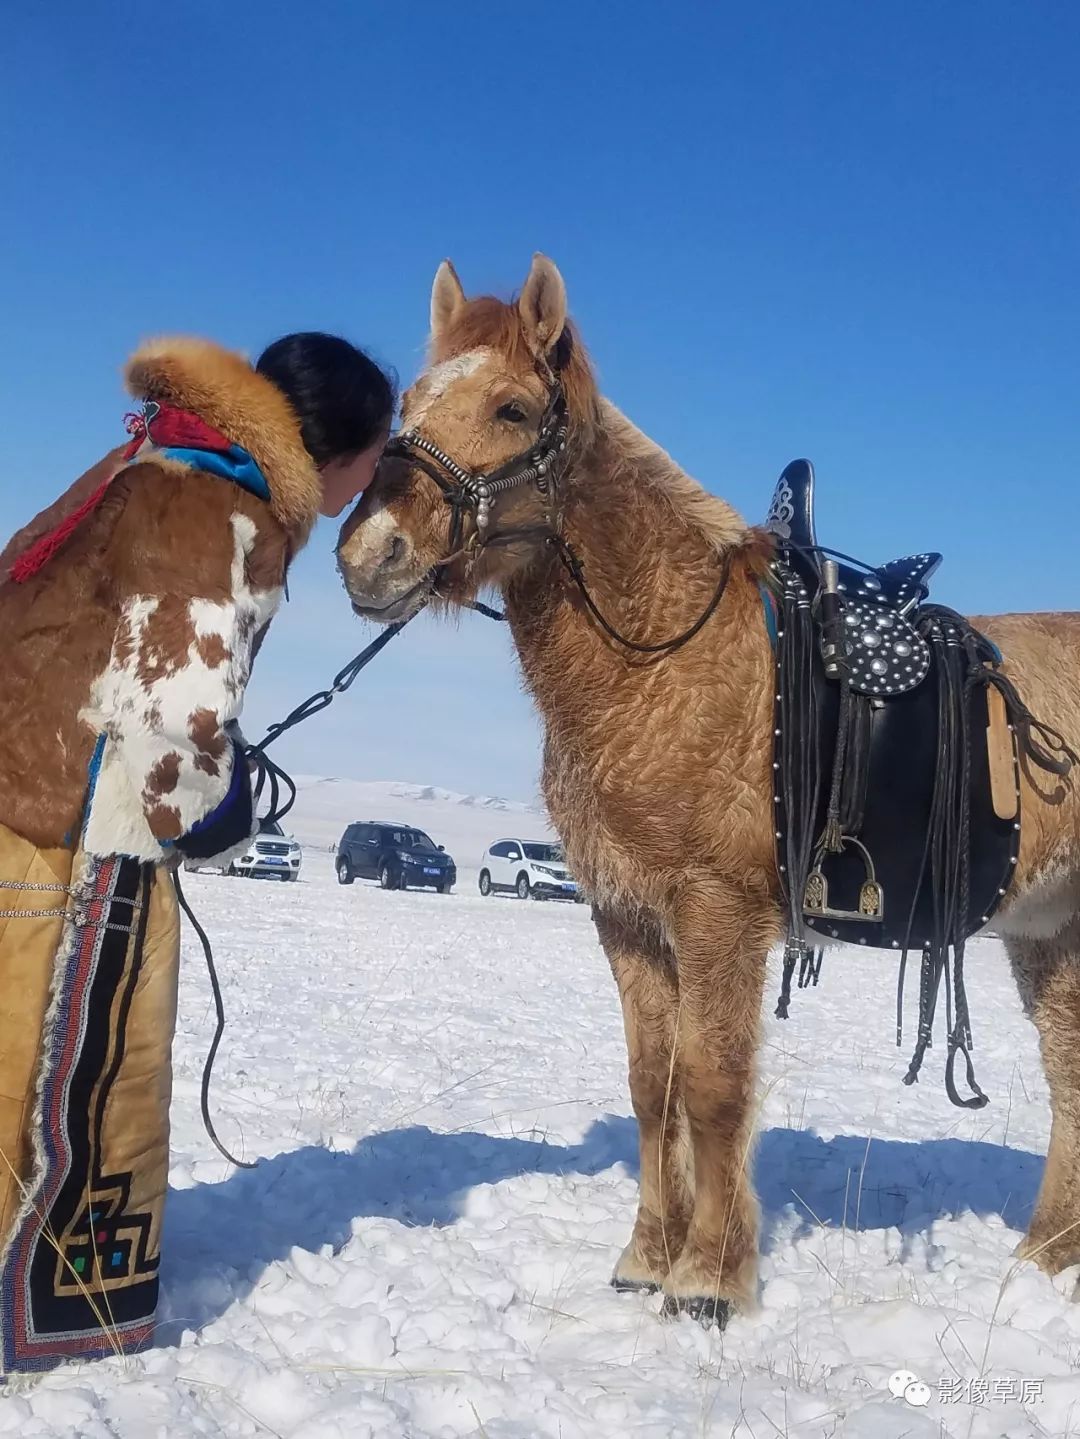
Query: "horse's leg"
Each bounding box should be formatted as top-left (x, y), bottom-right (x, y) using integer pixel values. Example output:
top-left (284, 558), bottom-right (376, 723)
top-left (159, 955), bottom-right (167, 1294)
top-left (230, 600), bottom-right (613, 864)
top-left (663, 881), bottom-right (773, 1324)
top-left (595, 906), bottom-right (692, 1292)
top-left (1007, 915), bottom-right (1080, 1278)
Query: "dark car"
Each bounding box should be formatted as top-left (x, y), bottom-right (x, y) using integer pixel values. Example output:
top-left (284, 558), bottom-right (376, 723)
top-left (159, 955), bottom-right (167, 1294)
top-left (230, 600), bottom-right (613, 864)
top-left (336, 820), bottom-right (457, 893)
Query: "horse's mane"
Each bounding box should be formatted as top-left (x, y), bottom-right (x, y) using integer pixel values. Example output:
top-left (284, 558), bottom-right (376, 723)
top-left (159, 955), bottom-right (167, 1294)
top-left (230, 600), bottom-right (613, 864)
top-left (598, 402), bottom-right (747, 555)
top-left (436, 297), bottom-right (747, 556)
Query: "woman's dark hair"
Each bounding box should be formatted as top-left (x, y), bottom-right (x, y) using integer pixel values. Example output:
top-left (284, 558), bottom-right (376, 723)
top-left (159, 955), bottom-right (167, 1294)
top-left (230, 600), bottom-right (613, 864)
top-left (256, 332), bottom-right (396, 467)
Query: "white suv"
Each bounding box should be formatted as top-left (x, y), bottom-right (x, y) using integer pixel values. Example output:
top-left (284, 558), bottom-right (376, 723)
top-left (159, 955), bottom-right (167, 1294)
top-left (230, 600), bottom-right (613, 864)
top-left (186, 817), bottom-right (303, 882)
top-left (232, 818), bottom-right (303, 881)
top-left (478, 839), bottom-right (582, 901)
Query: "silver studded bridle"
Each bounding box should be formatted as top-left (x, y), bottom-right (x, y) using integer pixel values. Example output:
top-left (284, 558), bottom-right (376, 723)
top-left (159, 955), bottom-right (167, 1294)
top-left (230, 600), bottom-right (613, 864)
top-left (383, 368), bottom-right (571, 572)
top-left (376, 363), bottom-right (736, 657)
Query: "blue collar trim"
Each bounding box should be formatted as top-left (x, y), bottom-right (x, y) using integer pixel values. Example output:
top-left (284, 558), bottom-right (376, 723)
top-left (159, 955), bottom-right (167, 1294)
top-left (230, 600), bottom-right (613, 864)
top-left (161, 443), bottom-right (271, 501)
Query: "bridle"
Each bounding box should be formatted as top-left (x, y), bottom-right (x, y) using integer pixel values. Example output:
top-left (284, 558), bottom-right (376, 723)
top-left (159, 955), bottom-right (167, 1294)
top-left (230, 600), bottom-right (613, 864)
top-left (382, 364), bottom-right (571, 585)
top-left (375, 359), bottom-right (734, 657)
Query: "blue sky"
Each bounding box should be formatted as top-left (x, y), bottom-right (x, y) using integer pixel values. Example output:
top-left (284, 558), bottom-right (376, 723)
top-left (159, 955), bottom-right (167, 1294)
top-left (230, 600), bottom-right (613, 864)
top-left (2, 3), bottom-right (1077, 802)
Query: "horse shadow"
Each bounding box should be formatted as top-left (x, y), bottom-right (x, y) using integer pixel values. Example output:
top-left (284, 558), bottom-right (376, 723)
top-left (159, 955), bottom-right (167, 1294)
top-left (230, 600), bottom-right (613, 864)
top-left (158, 1118), bottom-right (1043, 1340)
top-left (753, 1127), bottom-right (1040, 1259)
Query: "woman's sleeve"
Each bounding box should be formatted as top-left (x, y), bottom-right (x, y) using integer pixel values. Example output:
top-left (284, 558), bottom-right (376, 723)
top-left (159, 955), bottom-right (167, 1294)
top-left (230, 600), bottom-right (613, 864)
top-left (79, 464), bottom-right (285, 864)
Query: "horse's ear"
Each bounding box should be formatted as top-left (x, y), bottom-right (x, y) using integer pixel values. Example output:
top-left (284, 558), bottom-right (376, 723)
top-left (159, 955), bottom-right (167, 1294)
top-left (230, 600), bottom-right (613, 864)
top-left (518, 254), bottom-right (567, 360)
top-left (431, 259), bottom-right (466, 337)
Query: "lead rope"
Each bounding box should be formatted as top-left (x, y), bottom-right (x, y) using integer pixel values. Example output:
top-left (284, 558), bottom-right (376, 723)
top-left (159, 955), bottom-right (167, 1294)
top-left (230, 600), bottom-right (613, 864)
top-left (179, 598), bottom-right (515, 1164)
top-left (248, 612), bottom-right (422, 823)
top-left (173, 868), bottom-right (258, 1169)
top-left (180, 361), bottom-right (734, 1161)
top-left (176, 611), bottom-right (423, 1165)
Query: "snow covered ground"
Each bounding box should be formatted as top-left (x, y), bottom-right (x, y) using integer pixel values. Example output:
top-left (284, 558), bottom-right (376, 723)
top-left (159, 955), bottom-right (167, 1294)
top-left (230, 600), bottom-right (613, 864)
top-left (4, 780), bottom-right (1080, 1437)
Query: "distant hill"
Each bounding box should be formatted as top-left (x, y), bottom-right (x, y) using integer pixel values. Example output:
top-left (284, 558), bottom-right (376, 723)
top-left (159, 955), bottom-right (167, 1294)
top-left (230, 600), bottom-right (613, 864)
top-left (283, 776), bottom-right (555, 875)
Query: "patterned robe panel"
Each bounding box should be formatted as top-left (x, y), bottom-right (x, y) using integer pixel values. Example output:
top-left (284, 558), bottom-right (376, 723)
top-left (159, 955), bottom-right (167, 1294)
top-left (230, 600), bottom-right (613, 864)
top-left (0, 826), bottom-right (179, 1372)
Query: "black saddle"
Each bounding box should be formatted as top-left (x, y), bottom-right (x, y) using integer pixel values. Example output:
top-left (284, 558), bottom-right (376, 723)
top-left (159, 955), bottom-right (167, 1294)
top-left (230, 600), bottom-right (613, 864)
top-left (766, 461), bottom-right (943, 695)
top-left (764, 460), bottom-right (1025, 1105)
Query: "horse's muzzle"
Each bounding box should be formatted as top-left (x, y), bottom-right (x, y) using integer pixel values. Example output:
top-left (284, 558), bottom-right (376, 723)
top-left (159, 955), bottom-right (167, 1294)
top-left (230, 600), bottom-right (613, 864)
top-left (348, 588), bottom-right (428, 625)
top-left (336, 509), bottom-right (429, 623)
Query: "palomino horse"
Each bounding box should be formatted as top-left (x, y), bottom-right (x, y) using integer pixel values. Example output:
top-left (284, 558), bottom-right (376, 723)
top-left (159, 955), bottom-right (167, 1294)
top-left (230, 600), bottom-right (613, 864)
top-left (337, 255), bottom-right (1080, 1326)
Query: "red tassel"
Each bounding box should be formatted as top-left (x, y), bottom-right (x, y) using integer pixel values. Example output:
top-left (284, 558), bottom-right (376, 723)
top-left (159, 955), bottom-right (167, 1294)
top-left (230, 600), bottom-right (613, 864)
top-left (9, 480), bottom-right (113, 583)
top-left (10, 402), bottom-right (236, 584)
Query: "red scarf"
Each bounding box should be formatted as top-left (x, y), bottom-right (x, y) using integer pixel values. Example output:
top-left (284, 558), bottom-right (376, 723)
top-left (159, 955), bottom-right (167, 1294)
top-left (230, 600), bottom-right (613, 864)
top-left (8, 403), bottom-right (235, 584)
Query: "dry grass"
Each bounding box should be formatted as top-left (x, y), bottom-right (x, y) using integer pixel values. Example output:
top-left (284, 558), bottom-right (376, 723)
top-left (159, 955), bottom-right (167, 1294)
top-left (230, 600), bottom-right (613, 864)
top-left (0, 1141), bottom-right (127, 1368)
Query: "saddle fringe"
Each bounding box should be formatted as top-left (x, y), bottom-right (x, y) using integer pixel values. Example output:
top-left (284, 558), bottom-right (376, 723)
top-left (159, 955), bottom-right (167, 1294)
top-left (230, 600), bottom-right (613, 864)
top-left (771, 577), bottom-right (1077, 1109)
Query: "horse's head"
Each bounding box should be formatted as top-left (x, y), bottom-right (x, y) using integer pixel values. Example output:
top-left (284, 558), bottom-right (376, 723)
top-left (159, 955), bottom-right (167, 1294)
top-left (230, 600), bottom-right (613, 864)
top-left (337, 254), bottom-right (597, 621)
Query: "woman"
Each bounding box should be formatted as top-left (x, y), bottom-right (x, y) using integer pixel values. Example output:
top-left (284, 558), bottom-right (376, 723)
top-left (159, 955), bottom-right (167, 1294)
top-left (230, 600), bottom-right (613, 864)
top-left (0, 332), bottom-right (392, 1373)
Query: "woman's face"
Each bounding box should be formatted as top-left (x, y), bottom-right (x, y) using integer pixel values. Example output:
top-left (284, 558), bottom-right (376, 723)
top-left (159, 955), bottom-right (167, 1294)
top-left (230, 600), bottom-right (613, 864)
top-left (319, 426), bottom-right (390, 518)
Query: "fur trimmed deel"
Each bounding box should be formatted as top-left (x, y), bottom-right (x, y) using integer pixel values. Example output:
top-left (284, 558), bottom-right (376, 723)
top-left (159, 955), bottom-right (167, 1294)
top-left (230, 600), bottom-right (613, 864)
top-left (125, 336), bottom-right (322, 541)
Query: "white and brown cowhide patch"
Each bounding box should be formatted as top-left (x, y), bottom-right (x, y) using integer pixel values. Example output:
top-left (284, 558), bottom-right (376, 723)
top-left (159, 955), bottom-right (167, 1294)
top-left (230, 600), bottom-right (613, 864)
top-left (81, 513), bottom-right (280, 862)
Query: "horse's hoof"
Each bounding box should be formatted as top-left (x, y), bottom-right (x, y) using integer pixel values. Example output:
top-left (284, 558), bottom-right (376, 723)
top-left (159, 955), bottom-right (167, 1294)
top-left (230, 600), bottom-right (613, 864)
top-left (611, 1275), bottom-right (659, 1296)
top-left (661, 1293), bottom-right (732, 1330)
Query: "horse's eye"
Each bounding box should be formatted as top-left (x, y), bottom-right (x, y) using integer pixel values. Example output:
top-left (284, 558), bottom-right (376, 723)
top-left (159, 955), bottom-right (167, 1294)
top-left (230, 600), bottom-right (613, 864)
top-left (495, 402), bottom-right (528, 424)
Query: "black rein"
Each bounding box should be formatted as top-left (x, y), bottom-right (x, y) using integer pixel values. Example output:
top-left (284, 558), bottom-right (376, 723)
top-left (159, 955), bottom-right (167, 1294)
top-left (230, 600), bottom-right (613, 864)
top-left (384, 367), bottom-right (735, 659)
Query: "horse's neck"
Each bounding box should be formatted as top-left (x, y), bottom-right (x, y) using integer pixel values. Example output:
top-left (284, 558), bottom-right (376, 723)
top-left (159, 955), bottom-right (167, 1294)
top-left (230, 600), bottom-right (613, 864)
top-left (582, 401), bottom-right (747, 560)
top-left (503, 400), bottom-right (760, 733)
top-left (508, 400), bottom-right (748, 645)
